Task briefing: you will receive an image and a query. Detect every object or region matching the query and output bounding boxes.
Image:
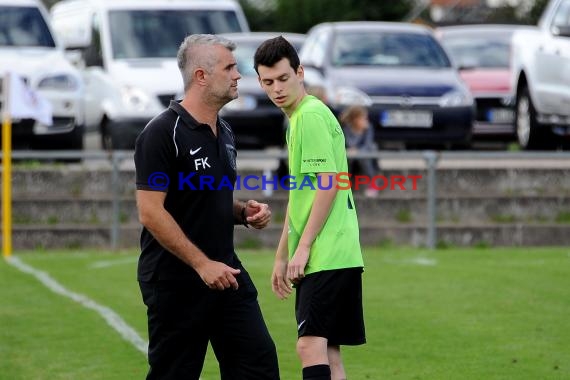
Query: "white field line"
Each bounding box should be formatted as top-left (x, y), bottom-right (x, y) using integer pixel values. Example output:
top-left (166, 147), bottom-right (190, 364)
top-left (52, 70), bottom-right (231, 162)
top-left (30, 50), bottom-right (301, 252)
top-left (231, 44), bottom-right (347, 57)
top-left (411, 257), bottom-right (437, 266)
top-left (90, 256), bottom-right (138, 269)
top-left (383, 257), bottom-right (438, 266)
top-left (6, 256), bottom-right (148, 355)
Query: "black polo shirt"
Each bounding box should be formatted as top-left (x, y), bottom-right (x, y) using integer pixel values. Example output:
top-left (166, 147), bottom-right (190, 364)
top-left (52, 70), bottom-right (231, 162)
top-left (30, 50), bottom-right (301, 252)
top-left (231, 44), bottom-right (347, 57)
top-left (135, 100), bottom-right (239, 281)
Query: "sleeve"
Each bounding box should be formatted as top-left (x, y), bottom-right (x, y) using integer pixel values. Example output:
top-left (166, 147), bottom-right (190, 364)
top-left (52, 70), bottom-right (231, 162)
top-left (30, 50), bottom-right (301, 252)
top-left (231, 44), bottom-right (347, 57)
top-left (134, 120), bottom-right (176, 192)
top-left (363, 126), bottom-right (376, 151)
top-left (298, 112), bottom-right (338, 175)
top-left (343, 126), bottom-right (357, 148)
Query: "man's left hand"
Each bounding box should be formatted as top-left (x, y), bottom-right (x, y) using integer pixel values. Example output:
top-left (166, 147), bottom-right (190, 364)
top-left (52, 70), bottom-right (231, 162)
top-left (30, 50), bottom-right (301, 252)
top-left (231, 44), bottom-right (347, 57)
top-left (244, 200), bottom-right (271, 229)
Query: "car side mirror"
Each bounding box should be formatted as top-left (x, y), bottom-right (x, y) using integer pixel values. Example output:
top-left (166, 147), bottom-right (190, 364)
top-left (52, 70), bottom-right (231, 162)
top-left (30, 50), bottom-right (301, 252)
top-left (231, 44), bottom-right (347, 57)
top-left (458, 64), bottom-right (476, 71)
top-left (303, 62), bottom-right (326, 76)
top-left (303, 66), bottom-right (326, 87)
top-left (552, 25), bottom-right (570, 38)
top-left (64, 49), bottom-right (85, 69)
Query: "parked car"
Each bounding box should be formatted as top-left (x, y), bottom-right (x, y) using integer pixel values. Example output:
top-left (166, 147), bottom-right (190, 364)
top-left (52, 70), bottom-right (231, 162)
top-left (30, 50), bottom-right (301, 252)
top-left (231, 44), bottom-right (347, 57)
top-left (0, 0), bottom-right (85, 150)
top-left (437, 24), bottom-right (525, 142)
top-left (51, 0), bottom-right (250, 150)
top-left (511, 0), bottom-right (570, 149)
top-left (219, 32), bottom-right (305, 149)
top-left (299, 22), bottom-right (474, 149)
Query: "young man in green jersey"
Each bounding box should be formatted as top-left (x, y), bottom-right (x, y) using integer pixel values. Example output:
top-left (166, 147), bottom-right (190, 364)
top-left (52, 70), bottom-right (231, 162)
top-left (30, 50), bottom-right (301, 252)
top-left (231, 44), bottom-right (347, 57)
top-left (254, 36), bottom-right (366, 380)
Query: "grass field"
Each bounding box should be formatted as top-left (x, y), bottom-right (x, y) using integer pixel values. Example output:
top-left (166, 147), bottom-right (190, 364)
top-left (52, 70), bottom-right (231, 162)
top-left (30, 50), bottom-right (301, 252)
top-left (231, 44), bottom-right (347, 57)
top-left (1, 247), bottom-right (569, 379)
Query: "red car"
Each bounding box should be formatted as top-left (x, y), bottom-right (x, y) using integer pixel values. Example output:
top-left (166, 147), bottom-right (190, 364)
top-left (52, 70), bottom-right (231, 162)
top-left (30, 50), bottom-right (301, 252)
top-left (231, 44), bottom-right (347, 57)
top-left (437, 24), bottom-right (525, 141)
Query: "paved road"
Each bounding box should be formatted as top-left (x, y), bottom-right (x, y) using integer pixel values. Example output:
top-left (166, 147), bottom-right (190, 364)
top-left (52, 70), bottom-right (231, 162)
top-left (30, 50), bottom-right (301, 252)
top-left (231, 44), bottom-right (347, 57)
top-left (85, 130), bottom-right (102, 151)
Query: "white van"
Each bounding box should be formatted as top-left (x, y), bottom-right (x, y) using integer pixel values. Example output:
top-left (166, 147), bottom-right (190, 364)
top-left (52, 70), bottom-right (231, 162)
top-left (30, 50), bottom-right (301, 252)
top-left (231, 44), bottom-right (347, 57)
top-left (0, 0), bottom-right (84, 150)
top-left (51, 0), bottom-right (250, 149)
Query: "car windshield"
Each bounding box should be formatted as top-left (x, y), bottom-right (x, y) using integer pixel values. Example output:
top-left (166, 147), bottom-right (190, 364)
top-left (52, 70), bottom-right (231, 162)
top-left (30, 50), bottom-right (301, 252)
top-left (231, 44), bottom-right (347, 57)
top-left (441, 32), bottom-right (513, 68)
top-left (234, 42), bottom-right (260, 76)
top-left (234, 37), bottom-right (304, 77)
top-left (332, 31), bottom-right (450, 68)
top-left (0, 6), bottom-right (56, 47)
top-left (109, 10), bottom-right (243, 59)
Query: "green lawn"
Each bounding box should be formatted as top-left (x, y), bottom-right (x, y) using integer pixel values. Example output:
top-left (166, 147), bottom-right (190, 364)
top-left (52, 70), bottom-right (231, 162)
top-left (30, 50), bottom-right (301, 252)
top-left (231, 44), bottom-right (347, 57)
top-left (1, 247), bottom-right (569, 379)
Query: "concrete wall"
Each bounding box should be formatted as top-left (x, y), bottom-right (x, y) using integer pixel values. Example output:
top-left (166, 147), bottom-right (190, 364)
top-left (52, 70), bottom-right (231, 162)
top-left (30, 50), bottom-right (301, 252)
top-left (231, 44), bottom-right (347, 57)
top-left (2, 163), bottom-right (570, 249)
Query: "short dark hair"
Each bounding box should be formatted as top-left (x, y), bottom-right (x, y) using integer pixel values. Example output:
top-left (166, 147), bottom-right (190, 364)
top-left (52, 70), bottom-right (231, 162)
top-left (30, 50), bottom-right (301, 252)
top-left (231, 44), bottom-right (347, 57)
top-left (253, 36), bottom-right (300, 74)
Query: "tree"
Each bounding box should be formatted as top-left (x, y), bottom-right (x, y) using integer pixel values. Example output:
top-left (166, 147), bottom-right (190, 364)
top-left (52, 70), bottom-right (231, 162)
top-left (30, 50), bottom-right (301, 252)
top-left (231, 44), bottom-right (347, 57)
top-left (238, 0), bottom-right (279, 32)
top-left (41, 0), bottom-right (58, 9)
top-left (525, 0), bottom-right (549, 24)
top-left (273, 0), bottom-right (414, 33)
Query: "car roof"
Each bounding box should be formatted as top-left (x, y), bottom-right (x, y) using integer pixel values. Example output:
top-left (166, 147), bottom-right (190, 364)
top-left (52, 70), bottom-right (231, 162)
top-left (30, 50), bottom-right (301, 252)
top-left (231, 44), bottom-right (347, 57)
top-left (220, 32), bottom-right (305, 43)
top-left (436, 24), bottom-right (528, 35)
top-left (53, 0), bottom-right (242, 11)
top-left (0, 0), bottom-right (43, 6)
top-left (313, 21), bottom-right (433, 35)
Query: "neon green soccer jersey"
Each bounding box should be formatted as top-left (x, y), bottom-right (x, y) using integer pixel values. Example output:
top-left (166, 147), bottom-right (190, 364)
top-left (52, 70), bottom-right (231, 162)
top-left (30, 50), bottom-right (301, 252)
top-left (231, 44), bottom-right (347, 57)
top-left (286, 95), bottom-right (363, 274)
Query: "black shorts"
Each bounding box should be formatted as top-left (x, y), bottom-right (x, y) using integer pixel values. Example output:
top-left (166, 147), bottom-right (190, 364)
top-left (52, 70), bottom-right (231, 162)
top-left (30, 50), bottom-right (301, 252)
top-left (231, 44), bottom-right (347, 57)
top-left (295, 267), bottom-right (366, 346)
top-left (139, 264), bottom-right (279, 380)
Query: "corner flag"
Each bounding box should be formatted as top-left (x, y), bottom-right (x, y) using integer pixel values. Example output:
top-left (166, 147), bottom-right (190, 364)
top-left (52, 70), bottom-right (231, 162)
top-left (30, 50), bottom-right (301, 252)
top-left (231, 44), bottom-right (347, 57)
top-left (2, 71), bottom-right (53, 258)
top-left (7, 72), bottom-right (53, 126)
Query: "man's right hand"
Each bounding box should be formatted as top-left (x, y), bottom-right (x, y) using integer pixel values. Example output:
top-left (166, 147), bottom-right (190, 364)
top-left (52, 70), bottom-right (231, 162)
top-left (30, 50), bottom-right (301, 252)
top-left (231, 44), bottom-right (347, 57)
top-left (196, 260), bottom-right (241, 290)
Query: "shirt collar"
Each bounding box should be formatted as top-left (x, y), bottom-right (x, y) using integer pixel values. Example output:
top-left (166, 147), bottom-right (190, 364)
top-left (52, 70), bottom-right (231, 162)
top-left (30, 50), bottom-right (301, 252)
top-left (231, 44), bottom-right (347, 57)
top-left (169, 100), bottom-right (225, 136)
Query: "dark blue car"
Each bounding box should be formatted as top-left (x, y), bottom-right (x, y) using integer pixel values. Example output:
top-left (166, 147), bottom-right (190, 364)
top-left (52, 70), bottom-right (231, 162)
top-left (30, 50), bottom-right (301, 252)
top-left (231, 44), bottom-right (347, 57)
top-left (300, 22), bottom-right (474, 149)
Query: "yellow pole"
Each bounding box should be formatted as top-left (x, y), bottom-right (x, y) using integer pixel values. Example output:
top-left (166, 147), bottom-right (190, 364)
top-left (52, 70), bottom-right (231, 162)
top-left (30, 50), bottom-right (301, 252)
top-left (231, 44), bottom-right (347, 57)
top-left (2, 73), bottom-right (12, 258)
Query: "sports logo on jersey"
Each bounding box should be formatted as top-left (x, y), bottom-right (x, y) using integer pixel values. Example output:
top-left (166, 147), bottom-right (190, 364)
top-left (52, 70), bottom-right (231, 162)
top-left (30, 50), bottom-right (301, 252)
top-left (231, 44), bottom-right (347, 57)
top-left (189, 147), bottom-right (202, 155)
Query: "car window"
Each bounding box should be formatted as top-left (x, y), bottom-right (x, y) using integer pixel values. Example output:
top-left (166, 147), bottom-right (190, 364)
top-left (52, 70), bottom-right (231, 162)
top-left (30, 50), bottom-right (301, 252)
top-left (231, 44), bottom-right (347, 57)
top-left (109, 10), bottom-right (243, 59)
top-left (552, 0), bottom-right (570, 28)
top-left (84, 13), bottom-right (103, 67)
top-left (234, 42), bottom-right (258, 76)
top-left (234, 37), bottom-right (304, 77)
top-left (0, 6), bottom-right (56, 47)
top-left (301, 29), bottom-right (328, 67)
top-left (332, 31), bottom-right (450, 68)
top-left (441, 32), bottom-right (512, 68)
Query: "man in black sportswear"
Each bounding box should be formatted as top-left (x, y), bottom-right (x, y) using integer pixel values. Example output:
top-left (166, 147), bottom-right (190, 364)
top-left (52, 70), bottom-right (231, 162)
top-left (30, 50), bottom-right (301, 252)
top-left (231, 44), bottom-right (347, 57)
top-left (134, 34), bottom-right (280, 380)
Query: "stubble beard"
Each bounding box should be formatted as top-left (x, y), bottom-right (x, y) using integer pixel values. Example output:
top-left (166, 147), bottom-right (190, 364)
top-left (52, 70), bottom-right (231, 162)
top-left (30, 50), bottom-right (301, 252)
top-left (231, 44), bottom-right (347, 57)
top-left (207, 87), bottom-right (238, 109)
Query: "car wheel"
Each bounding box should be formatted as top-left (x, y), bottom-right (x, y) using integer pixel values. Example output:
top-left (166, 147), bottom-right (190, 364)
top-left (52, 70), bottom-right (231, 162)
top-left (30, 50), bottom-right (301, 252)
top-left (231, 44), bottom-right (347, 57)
top-left (516, 86), bottom-right (554, 150)
top-left (101, 121), bottom-right (113, 151)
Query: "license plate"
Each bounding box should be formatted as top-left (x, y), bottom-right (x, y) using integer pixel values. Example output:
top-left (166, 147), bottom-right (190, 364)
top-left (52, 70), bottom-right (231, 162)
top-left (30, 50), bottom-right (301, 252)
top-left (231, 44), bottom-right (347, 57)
top-left (486, 108), bottom-right (514, 123)
top-left (380, 110), bottom-right (433, 128)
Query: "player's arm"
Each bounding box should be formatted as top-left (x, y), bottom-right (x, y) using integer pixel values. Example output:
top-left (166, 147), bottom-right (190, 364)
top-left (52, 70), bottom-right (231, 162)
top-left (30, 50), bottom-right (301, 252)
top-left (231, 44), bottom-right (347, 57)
top-left (137, 190), bottom-right (240, 290)
top-left (287, 173), bottom-right (338, 282)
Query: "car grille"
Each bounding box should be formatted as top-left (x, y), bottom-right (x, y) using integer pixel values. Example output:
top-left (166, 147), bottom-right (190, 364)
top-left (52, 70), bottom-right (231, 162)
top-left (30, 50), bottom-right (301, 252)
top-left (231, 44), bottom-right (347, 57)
top-left (475, 98), bottom-right (514, 122)
top-left (370, 95), bottom-right (440, 107)
top-left (52, 117), bottom-right (75, 129)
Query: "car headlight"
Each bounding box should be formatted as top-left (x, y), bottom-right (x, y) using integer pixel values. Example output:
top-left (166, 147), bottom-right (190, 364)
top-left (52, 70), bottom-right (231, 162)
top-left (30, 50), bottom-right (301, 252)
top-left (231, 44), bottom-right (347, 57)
top-left (222, 95), bottom-right (257, 112)
top-left (121, 86), bottom-right (153, 112)
top-left (330, 86), bottom-right (372, 107)
top-left (37, 74), bottom-right (79, 90)
top-left (439, 90), bottom-right (473, 108)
